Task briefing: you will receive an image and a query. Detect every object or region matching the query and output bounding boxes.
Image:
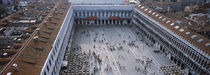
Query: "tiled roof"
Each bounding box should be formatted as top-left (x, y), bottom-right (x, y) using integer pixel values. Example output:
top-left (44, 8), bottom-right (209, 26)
top-left (135, 4), bottom-right (210, 56)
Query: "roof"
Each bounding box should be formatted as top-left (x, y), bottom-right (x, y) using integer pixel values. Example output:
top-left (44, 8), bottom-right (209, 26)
top-left (134, 4), bottom-right (210, 56)
top-left (73, 5), bottom-right (133, 11)
top-left (0, 0), bottom-right (71, 74)
top-left (69, 0), bottom-right (124, 5)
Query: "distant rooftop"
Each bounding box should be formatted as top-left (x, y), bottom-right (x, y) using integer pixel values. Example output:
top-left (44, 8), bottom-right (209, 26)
top-left (68, 0), bottom-right (125, 5)
top-left (73, 5), bottom-right (133, 11)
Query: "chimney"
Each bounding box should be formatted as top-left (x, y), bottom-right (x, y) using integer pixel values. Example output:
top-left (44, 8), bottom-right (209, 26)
top-left (33, 36), bottom-right (39, 43)
top-left (12, 63), bottom-right (19, 72)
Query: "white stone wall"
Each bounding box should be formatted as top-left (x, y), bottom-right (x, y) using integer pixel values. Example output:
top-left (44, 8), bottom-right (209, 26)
top-left (40, 6), bottom-right (74, 75)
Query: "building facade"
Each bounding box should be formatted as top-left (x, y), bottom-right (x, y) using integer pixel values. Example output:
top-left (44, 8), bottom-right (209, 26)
top-left (40, 4), bottom-right (210, 75)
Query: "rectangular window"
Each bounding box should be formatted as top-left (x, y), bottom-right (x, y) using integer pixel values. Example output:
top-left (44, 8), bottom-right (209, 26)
top-left (51, 55), bottom-right (54, 61)
top-left (49, 59), bottom-right (52, 66)
top-left (75, 12), bottom-right (77, 16)
top-left (91, 12), bottom-right (93, 16)
top-left (79, 12), bottom-right (81, 16)
top-left (47, 65), bottom-right (49, 71)
top-left (55, 46), bottom-right (57, 52)
top-left (44, 72), bottom-right (47, 75)
top-left (53, 51), bottom-right (55, 57)
top-left (102, 12), bottom-right (104, 17)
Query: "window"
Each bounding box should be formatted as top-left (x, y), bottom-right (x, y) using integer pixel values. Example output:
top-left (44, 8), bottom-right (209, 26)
top-left (102, 12), bottom-right (104, 16)
top-left (141, 6), bottom-right (144, 9)
top-left (166, 21), bottom-right (170, 24)
top-left (55, 46), bottom-right (57, 52)
top-left (174, 26), bottom-right (179, 29)
top-left (148, 10), bottom-right (152, 13)
top-left (49, 59), bottom-right (52, 66)
top-left (191, 35), bottom-right (197, 39)
top-left (106, 12), bottom-right (109, 16)
top-left (51, 54), bottom-right (54, 60)
top-left (75, 12), bottom-right (77, 16)
top-left (205, 43), bottom-right (210, 47)
top-left (197, 39), bottom-right (204, 43)
top-left (56, 42), bottom-right (59, 47)
top-left (87, 12), bottom-right (89, 16)
top-left (79, 12), bottom-right (81, 16)
top-left (98, 12), bottom-right (101, 16)
top-left (144, 8), bottom-right (148, 11)
top-left (162, 18), bottom-right (166, 21)
top-left (179, 28), bottom-right (184, 32)
top-left (47, 65), bottom-right (49, 71)
top-left (44, 72), bottom-right (47, 75)
top-left (159, 16), bottom-right (162, 19)
top-left (95, 12), bottom-right (97, 16)
top-left (91, 12), bottom-right (93, 16)
top-left (152, 12), bottom-right (156, 15)
top-left (53, 51), bottom-right (55, 56)
top-left (117, 12), bottom-right (119, 16)
top-left (186, 32), bottom-right (190, 35)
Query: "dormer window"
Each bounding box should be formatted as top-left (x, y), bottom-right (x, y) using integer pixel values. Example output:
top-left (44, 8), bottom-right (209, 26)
top-left (191, 35), bottom-right (197, 39)
top-left (179, 29), bottom-right (184, 32)
top-left (186, 32), bottom-right (190, 35)
top-left (197, 39), bottom-right (204, 43)
top-left (174, 26), bottom-right (180, 29)
top-left (205, 43), bottom-right (210, 47)
top-left (152, 12), bottom-right (156, 15)
top-left (148, 10), bottom-right (152, 13)
top-left (166, 21), bottom-right (170, 24)
top-left (162, 18), bottom-right (166, 21)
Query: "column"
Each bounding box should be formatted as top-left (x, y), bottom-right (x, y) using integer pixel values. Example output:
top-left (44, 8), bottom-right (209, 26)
top-left (103, 20), bottom-right (105, 25)
top-left (104, 12), bottom-right (106, 17)
top-left (77, 12), bottom-right (80, 17)
top-left (77, 20), bottom-right (80, 24)
top-left (101, 12), bottom-right (103, 17)
top-left (118, 20), bottom-right (120, 25)
top-left (122, 12), bottom-right (124, 17)
top-left (84, 12), bottom-right (86, 18)
top-left (82, 20), bottom-right (84, 24)
top-left (81, 11), bottom-right (83, 18)
top-left (119, 12), bottom-right (121, 17)
top-left (85, 20), bottom-right (88, 25)
top-left (115, 20), bottom-right (117, 25)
